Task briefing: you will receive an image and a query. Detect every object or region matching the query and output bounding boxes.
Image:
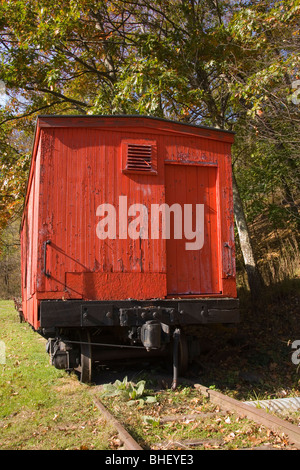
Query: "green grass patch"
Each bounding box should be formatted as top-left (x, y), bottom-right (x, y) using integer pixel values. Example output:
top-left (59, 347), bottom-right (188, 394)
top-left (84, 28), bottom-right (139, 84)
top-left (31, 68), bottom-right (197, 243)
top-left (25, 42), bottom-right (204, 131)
top-left (0, 301), bottom-right (114, 450)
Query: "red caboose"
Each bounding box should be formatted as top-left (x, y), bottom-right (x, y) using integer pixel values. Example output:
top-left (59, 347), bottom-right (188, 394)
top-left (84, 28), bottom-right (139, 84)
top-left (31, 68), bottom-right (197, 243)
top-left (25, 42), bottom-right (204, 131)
top-left (21, 115), bottom-right (239, 383)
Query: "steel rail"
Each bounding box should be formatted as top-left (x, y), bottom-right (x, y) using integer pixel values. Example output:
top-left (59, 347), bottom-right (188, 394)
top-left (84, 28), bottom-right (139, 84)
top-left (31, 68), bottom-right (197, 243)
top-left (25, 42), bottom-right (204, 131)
top-left (93, 396), bottom-right (143, 451)
top-left (195, 384), bottom-right (300, 449)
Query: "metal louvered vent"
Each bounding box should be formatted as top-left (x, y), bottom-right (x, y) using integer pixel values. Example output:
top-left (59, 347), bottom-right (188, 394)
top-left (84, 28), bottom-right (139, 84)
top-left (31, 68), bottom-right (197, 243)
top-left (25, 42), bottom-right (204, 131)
top-left (126, 144), bottom-right (153, 172)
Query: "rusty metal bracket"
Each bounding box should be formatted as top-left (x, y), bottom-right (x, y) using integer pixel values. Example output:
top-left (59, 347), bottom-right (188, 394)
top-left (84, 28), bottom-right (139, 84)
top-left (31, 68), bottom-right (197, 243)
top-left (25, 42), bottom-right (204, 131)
top-left (43, 240), bottom-right (51, 277)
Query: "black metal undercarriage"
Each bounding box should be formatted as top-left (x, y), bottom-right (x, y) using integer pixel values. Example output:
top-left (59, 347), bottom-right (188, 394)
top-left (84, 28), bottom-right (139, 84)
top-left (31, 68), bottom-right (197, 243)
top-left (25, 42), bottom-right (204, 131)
top-left (40, 298), bottom-right (239, 386)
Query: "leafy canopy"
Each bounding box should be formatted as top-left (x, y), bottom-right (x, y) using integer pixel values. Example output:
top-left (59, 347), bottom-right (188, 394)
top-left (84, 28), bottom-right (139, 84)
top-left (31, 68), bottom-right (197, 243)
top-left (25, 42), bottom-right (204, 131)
top-left (0, 0), bottom-right (299, 233)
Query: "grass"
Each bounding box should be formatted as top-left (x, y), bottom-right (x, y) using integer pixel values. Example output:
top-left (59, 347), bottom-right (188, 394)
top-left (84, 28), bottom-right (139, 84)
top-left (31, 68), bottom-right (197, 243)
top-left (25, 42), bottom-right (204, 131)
top-left (1, 275), bottom-right (300, 450)
top-left (0, 300), bottom-right (115, 450)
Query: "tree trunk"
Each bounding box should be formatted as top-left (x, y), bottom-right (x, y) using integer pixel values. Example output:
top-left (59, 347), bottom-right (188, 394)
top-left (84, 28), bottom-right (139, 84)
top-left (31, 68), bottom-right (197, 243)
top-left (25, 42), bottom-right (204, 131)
top-left (232, 171), bottom-right (263, 297)
top-left (281, 175), bottom-right (300, 231)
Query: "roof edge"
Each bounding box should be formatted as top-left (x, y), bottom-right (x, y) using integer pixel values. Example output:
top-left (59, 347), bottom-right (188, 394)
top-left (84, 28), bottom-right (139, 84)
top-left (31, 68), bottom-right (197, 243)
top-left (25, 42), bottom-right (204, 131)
top-left (36, 114), bottom-right (235, 136)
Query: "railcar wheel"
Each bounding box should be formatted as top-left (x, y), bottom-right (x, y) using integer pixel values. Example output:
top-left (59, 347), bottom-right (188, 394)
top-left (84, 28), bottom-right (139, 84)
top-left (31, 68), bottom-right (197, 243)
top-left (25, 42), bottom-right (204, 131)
top-left (77, 330), bottom-right (93, 383)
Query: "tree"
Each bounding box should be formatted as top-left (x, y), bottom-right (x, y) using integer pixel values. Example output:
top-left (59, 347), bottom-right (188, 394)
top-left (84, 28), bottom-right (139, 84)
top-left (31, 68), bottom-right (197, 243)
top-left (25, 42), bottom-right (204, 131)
top-left (0, 120), bottom-right (31, 232)
top-left (228, 1), bottom-right (300, 231)
top-left (0, 218), bottom-right (21, 298)
top-left (0, 0), bottom-right (299, 295)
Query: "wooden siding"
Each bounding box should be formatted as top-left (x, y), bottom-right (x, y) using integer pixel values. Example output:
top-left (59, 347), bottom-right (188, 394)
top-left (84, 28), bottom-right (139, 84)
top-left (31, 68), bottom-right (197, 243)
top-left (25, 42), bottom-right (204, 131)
top-left (20, 116), bottom-right (236, 329)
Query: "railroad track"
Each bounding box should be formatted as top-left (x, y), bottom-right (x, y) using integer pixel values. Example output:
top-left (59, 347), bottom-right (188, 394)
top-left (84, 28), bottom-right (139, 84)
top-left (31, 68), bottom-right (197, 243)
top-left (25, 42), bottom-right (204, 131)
top-left (93, 396), bottom-right (143, 450)
top-left (92, 381), bottom-right (300, 451)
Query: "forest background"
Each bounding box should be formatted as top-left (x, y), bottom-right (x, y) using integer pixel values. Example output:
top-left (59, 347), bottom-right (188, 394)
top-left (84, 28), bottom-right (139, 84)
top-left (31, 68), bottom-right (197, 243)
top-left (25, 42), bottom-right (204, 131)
top-left (0, 0), bottom-right (299, 299)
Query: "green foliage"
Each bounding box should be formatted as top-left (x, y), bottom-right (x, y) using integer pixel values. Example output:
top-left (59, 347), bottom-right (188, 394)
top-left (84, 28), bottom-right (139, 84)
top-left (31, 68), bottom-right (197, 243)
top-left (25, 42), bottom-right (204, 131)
top-left (0, 220), bottom-right (21, 298)
top-left (100, 376), bottom-right (157, 407)
top-left (142, 415), bottom-right (160, 427)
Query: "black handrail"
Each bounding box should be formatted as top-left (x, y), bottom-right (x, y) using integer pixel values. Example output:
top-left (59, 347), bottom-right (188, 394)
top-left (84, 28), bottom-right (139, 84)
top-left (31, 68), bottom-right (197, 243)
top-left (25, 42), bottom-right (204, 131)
top-left (43, 240), bottom-right (51, 277)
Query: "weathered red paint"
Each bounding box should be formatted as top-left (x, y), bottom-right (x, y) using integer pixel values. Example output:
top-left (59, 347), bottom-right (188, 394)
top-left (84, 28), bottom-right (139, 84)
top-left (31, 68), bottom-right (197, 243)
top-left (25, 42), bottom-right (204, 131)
top-left (21, 115), bottom-right (237, 330)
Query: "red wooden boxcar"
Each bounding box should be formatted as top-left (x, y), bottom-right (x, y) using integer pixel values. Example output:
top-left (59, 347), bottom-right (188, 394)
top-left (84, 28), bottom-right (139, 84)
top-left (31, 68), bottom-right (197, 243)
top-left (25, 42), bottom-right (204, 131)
top-left (20, 115), bottom-right (239, 383)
